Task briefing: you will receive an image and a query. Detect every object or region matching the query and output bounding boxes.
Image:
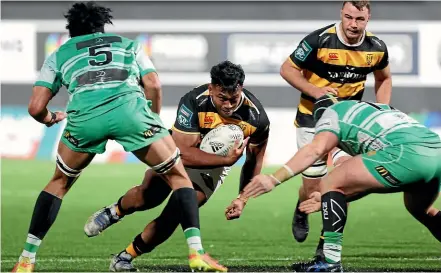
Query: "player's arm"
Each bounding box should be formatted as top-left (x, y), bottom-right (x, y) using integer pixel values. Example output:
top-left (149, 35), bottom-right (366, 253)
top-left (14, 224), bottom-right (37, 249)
top-left (373, 44), bottom-right (392, 104)
top-left (135, 42), bottom-right (162, 114)
top-left (225, 111), bottom-right (270, 220)
top-left (242, 109), bottom-right (341, 198)
top-left (141, 73), bottom-right (162, 114)
top-left (29, 53), bottom-right (66, 127)
top-left (238, 111), bottom-right (271, 194)
top-left (172, 131), bottom-right (243, 168)
top-left (225, 140), bottom-right (267, 220)
top-left (239, 140), bottom-right (268, 194)
top-left (280, 35), bottom-right (337, 99)
top-left (243, 132), bottom-right (338, 198)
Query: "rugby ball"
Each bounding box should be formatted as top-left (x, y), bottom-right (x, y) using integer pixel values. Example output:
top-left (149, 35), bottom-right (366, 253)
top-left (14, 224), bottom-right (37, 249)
top-left (200, 124), bottom-right (244, 156)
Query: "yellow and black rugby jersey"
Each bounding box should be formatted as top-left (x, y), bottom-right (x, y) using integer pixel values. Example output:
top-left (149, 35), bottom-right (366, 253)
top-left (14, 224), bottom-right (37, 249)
top-left (171, 84), bottom-right (270, 146)
top-left (289, 23), bottom-right (389, 128)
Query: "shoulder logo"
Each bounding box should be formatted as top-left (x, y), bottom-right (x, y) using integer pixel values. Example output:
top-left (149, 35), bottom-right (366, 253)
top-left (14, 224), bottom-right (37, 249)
top-left (177, 104), bottom-right (193, 128)
top-left (294, 41), bottom-right (312, 61)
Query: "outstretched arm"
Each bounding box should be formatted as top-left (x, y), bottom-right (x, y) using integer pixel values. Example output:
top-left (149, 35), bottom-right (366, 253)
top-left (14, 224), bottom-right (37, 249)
top-left (242, 132), bottom-right (339, 198)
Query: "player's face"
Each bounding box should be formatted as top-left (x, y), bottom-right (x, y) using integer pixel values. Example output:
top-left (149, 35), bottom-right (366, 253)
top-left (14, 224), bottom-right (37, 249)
top-left (340, 3), bottom-right (370, 43)
top-left (209, 84), bottom-right (243, 118)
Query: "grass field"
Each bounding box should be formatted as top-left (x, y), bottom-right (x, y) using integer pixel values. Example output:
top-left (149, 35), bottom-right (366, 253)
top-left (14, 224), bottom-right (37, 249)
top-left (1, 159), bottom-right (440, 272)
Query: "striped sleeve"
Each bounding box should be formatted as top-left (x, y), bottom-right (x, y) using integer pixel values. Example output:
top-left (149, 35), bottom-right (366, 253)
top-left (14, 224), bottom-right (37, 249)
top-left (34, 52), bottom-right (62, 94)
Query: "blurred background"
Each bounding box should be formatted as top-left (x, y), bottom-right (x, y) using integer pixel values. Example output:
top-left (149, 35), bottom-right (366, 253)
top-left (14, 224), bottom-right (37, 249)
top-left (2, 0), bottom-right (441, 165)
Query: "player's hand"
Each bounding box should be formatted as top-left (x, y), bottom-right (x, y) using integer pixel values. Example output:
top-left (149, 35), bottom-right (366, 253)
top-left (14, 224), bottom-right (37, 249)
top-left (298, 191), bottom-right (322, 214)
top-left (242, 174), bottom-right (278, 199)
top-left (314, 87), bottom-right (338, 99)
top-left (44, 111), bottom-right (67, 127)
top-left (225, 198), bottom-right (247, 220)
top-left (225, 137), bottom-right (249, 166)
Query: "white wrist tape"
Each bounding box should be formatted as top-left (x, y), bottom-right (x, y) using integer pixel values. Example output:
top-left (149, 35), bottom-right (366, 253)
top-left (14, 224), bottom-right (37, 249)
top-left (283, 165), bottom-right (295, 177)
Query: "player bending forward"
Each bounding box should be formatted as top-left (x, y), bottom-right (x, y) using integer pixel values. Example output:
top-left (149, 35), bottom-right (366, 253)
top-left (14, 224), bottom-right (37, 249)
top-left (13, 2), bottom-right (221, 272)
top-left (84, 61), bottom-right (270, 272)
top-left (243, 94), bottom-right (441, 272)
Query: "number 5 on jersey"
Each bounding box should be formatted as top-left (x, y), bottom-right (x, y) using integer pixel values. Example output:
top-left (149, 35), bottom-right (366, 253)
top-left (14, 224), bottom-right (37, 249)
top-left (88, 44), bottom-right (113, 66)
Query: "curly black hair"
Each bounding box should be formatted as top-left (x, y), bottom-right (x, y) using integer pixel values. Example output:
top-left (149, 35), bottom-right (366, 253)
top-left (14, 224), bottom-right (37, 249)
top-left (210, 60), bottom-right (245, 93)
top-left (64, 1), bottom-right (113, 37)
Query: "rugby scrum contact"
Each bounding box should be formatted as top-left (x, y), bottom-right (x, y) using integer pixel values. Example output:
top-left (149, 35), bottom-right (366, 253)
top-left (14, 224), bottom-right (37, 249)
top-left (200, 124), bottom-right (244, 156)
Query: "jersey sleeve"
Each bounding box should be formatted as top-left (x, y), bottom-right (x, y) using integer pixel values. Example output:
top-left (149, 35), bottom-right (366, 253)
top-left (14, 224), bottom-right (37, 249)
top-left (288, 33), bottom-right (319, 70)
top-left (171, 92), bottom-right (200, 134)
top-left (34, 52), bottom-right (62, 95)
top-left (375, 40), bottom-right (389, 70)
top-left (249, 108), bottom-right (270, 146)
top-left (134, 42), bottom-right (156, 77)
top-left (315, 107), bottom-right (341, 139)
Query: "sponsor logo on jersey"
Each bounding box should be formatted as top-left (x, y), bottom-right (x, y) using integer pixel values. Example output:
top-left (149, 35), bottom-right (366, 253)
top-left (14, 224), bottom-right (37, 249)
top-left (177, 104), bottom-right (193, 128)
top-left (204, 115), bottom-right (214, 125)
top-left (366, 53), bottom-right (374, 65)
top-left (63, 130), bottom-right (79, 147)
top-left (294, 41), bottom-right (312, 62)
top-left (375, 166), bottom-right (400, 186)
top-left (143, 125), bottom-right (162, 139)
top-left (329, 53), bottom-right (339, 60)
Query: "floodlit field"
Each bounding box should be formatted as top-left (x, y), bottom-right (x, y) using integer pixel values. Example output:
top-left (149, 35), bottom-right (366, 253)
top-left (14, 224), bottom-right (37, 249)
top-left (2, 159), bottom-right (440, 272)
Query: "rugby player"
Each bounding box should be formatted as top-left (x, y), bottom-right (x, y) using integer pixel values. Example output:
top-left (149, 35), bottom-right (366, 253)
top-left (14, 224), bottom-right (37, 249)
top-left (242, 94), bottom-right (441, 272)
top-left (84, 61), bottom-right (270, 272)
top-left (12, 2), bottom-right (222, 272)
top-left (280, 0), bottom-right (393, 256)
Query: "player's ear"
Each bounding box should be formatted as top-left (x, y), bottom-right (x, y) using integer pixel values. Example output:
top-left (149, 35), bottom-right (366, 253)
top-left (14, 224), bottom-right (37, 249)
top-left (208, 84), bottom-right (214, 96)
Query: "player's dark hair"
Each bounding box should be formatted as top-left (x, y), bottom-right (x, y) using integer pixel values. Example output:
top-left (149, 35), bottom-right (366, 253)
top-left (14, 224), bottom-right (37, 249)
top-left (342, 1), bottom-right (370, 12)
top-left (210, 60), bottom-right (245, 93)
top-left (64, 2), bottom-right (113, 37)
top-left (313, 94), bottom-right (341, 121)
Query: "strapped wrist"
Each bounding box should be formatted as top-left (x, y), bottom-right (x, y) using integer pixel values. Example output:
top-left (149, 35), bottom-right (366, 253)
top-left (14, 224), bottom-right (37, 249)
top-left (44, 111), bottom-right (56, 127)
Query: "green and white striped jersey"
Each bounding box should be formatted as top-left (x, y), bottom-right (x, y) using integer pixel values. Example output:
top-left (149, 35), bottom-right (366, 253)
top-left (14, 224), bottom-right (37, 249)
top-left (34, 32), bottom-right (156, 121)
top-left (315, 101), bottom-right (441, 155)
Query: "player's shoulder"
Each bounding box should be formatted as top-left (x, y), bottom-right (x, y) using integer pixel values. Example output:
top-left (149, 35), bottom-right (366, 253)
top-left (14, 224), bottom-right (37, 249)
top-left (303, 23), bottom-right (336, 46)
top-left (242, 88), bottom-right (266, 113)
top-left (363, 31), bottom-right (388, 52)
top-left (180, 83), bottom-right (210, 106)
top-left (241, 88), bottom-right (269, 126)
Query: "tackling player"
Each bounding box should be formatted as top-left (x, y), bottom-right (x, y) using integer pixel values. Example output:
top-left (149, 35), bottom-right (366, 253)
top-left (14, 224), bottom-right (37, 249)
top-left (243, 94), bottom-right (441, 272)
top-left (12, 2), bottom-right (222, 272)
top-left (84, 61), bottom-right (270, 272)
top-left (280, 0), bottom-right (393, 257)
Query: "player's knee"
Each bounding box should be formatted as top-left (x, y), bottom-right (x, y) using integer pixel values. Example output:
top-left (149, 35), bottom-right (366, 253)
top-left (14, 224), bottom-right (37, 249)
top-left (302, 162), bottom-right (327, 180)
top-left (151, 148), bottom-right (181, 175)
top-left (47, 155), bottom-right (83, 197)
